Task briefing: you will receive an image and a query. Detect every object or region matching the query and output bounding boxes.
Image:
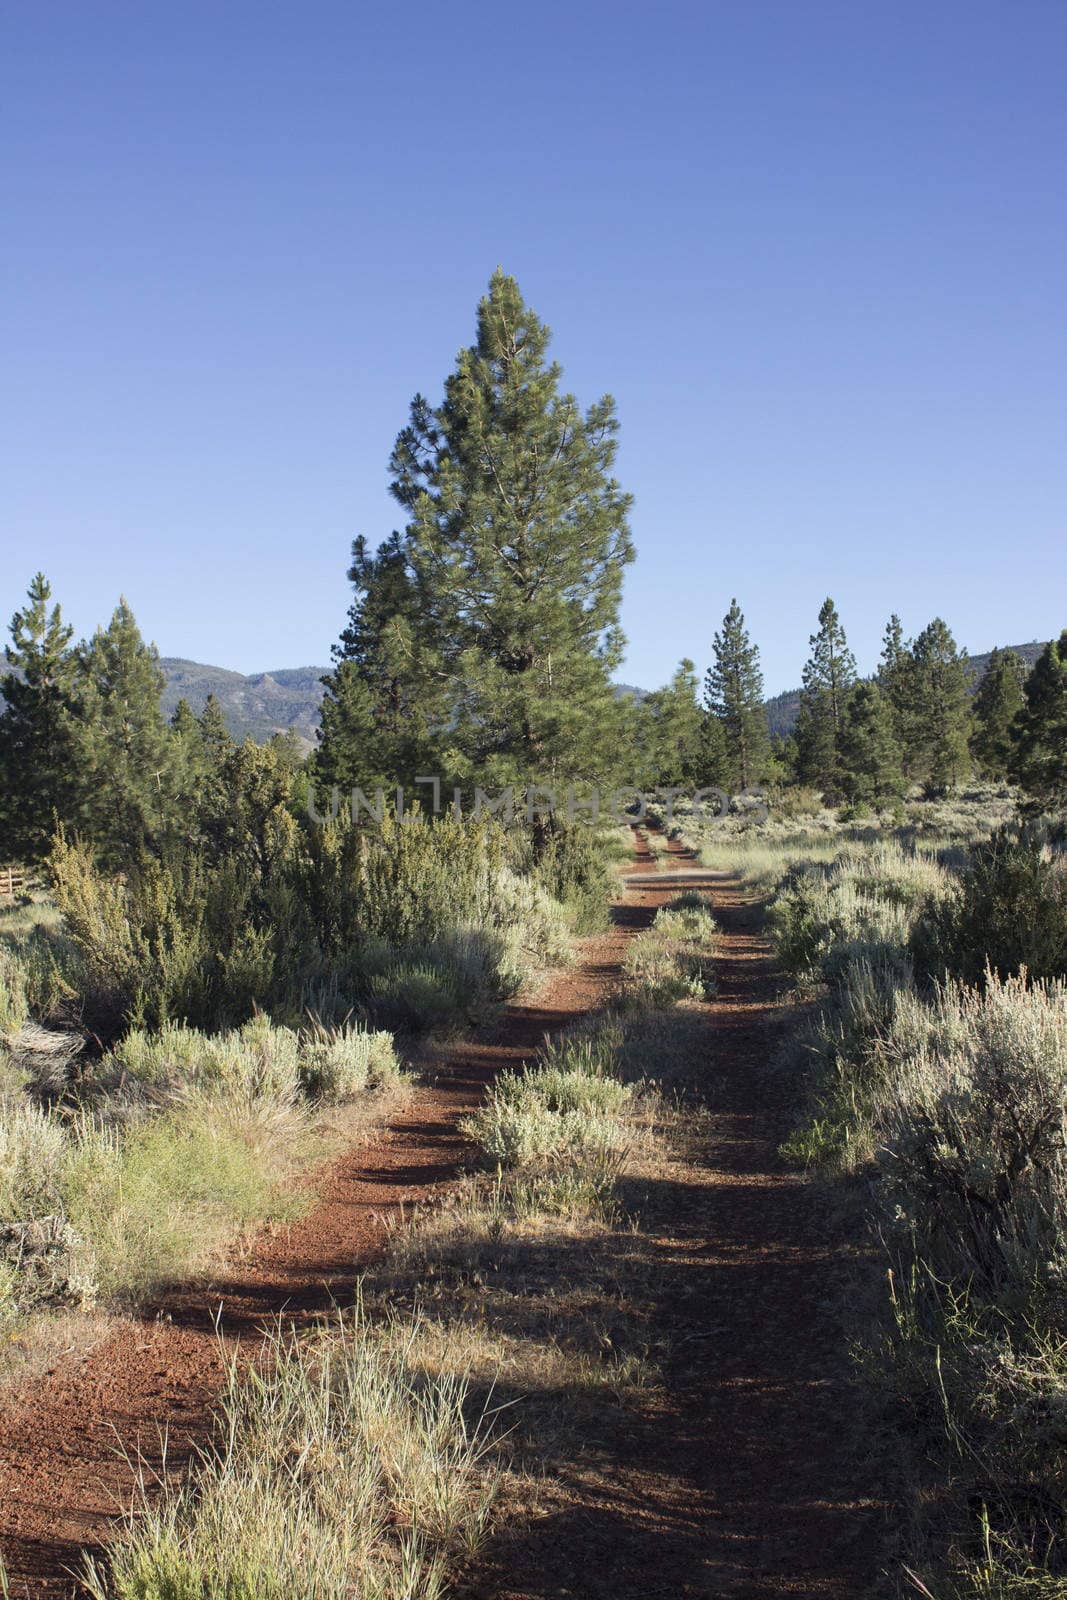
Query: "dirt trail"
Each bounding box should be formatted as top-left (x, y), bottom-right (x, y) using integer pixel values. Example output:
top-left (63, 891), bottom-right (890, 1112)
top-left (0, 836), bottom-right (658, 1597)
top-left (489, 841), bottom-right (888, 1599)
top-left (0, 833), bottom-right (886, 1597)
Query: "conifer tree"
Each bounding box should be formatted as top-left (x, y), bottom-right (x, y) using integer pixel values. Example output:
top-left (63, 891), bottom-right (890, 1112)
top-left (321, 270), bottom-right (635, 797)
top-left (170, 694), bottom-right (205, 775)
top-left (1011, 629), bottom-right (1067, 813)
top-left (0, 574), bottom-right (83, 859)
top-left (316, 530), bottom-right (443, 792)
top-left (838, 681), bottom-right (906, 807)
top-left (78, 599), bottom-right (175, 858)
top-left (198, 694), bottom-right (233, 764)
top-left (703, 599), bottom-right (769, 791)
top-left (698, 709), bottom-right (730, 790)
top-left (877, 613), bottom-right (919, 771)
top-left (640, 660), bottom-right (703, 788)
top-left (970, 647), bottom-right (1027, 780)
top-left (908, 618), bottom-right (971, 796)
top-left (795, 597), bottom-right (856, 796)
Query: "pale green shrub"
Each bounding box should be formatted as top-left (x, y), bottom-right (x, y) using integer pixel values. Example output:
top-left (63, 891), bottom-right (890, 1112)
top-left (467, 1078), bottom-right (630, 1169)
top-left (771, 842), bottom-right (949, 982)
top-left (0, 947), bottom-right (29, 1038)
top-left (622, 893), bottom-right (718, 1005)
top-left (0, 1101), bottom-right (67, 1217)
top-left (85, 1309), bottom-right (498, 1600)
top-left (107, 1015), bottom-right (301, 1104)
top-left (298, 1022), bottom-right (399, 1103)
top-left (876, 972), bottom-right (1067, 1290)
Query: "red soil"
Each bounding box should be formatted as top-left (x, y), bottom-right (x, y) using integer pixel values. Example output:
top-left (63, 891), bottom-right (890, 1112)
top-left (0, 830), bottom-right (887, 1597)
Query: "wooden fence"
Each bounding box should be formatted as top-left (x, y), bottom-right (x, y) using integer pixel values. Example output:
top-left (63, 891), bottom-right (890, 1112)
top-left (0, 864), bottom-right (26, 900)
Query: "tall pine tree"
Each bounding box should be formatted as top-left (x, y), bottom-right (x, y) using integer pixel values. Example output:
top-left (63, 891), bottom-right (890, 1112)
top-left (970, 647), bottom-right (1027, 780)
top-left (795, 597), bottom-right (856, 797)
top-left (316, 530), bottom-right (443, 793)
top-left (838, 681), bottom-right (906, 807)
top-left (703, 599), bottom-right (769, 791)
top-left (318, 271), bottom-right (635, 797)
top-left (77, 599), bottom-right (176, 858)
top-left (0, 574), bottom-right (83, 860)
top-left (1011, 630), bottom-right (1067, 813)
top-left (639, 660), bottom-right (703, 788)
top-left (908, 619), bottom-right (970, 796)
top-left (877, 612), bottom-right (920, 773)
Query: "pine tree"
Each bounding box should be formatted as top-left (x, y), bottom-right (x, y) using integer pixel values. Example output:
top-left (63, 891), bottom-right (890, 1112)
top-left (167, 697), bottom-right (214, 828)
top-left (322, 271), bottom-right (635, 799)
top-left (698, 710), bottom-right (730, 789)
top-left (795, 597), bottom-right (857, 796)
top-left (316, 530), bottom-right (443, 792)
top-left (908, 619), bottom-right (971, 797)
top-left (78, 598), bottom-right (175, 858)
top-left (838, 681), bottom-right (906, 807)
top-left (198, 694), bottom-right (233, 763)
top-left (703, 599), bottom-right (769, 791)
top-left (970, 647), bottom-right (1027, 780)
top-left (877, 613), bottom-right (920, 772)
top-left (0, 574), bottom-right (84, 859)
top-left (640, 660), bottom-right (703, 788)
top-left (1011, 629), bottom-right (1067, 813)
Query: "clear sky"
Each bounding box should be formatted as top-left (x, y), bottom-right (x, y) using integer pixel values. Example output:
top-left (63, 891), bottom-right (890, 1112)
top-left (4, 1), bottom-right (1065, 696)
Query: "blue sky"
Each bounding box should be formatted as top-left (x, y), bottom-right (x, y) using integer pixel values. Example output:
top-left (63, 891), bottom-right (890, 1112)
top-left (3, 1), bottom-right (1064, 695)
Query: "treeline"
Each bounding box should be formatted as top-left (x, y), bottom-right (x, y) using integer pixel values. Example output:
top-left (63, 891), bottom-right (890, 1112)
top-left (0, 573), bottom-right (306, 866)
top-left (635, 597), bottom-right (1067, 814)
top-left (4, 266), bottom-right (1066, 886)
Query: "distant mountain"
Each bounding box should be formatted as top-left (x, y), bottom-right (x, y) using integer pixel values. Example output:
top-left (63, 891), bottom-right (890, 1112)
top-left (763, 640), bottom-right (1048, 742)
top-left (159, 658), bottom-right (327, 745)
top-left (157, 660), bottom-right (656, 746)
top-left (158, 639), bottom-right (1052, 748)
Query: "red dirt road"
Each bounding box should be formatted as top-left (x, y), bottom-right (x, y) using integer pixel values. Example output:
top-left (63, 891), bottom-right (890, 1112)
top-left (0, 838), bottom-right (661, 1597)
top-left (0, 835), bottom-right (888, 1597)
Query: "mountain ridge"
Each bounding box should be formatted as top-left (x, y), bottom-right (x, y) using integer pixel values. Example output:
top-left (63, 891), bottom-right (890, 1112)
top-left (158, 641), bottom-right (1051, 746)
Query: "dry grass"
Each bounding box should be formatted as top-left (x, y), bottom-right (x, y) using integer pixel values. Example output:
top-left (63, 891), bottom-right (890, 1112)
top-left (0, 1016), bottom-right (408, 1385)
top-left (83, 889), bottom-right (721, 1599)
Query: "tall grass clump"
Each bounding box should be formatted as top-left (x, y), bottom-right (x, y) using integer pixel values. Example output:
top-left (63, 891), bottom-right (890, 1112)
top-left (0, 946), bottom-right (29, 1039)
top-left (84, 1308), bottom-right (499, 1600)
top-left (0, 1009), bottom-right (405, 1329)
top-left (621, 892), bottom-right (718, 1005)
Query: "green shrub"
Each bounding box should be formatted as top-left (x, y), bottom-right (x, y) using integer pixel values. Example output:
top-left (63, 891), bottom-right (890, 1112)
top-left (0, 947), bottom-right (29, 1038)
top-left (353, 813), bottom-right (506, 948)
top-left (913, 826), bottom-right (1067, 987)
top-left (621, 893), bottom-right (718, 1006)
top-left (526, 823), bottom-right (614, 934)
top-left (49, 814), bottom-right (577, 1040)
top-left (298, 1022), bottom-right (400, 1103)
